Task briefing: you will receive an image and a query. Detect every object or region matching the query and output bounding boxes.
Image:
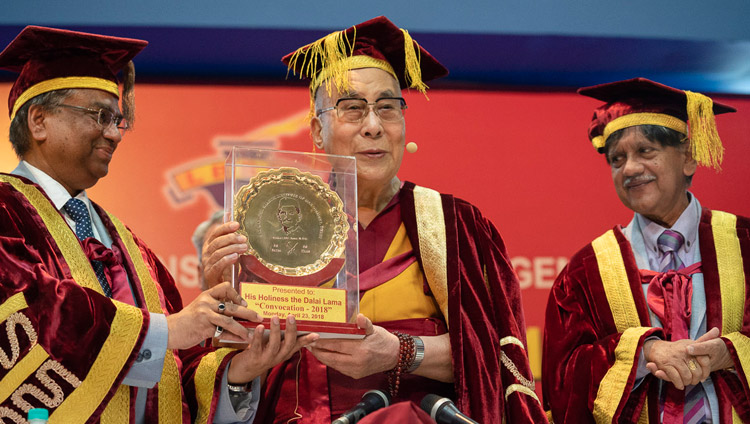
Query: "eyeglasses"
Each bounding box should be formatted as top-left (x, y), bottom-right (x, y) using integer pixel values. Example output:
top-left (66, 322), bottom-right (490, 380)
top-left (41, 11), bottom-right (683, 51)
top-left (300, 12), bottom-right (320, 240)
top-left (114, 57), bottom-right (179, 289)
top-left (316, 97), bottom-right (407, 123)
top-left (57, 104), bottom-right (129, 133)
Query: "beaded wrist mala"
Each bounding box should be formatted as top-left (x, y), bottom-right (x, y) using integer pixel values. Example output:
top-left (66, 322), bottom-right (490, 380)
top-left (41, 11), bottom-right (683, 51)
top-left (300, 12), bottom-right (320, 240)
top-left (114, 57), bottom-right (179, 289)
top-left (387, 331), bottom-right (416, 398)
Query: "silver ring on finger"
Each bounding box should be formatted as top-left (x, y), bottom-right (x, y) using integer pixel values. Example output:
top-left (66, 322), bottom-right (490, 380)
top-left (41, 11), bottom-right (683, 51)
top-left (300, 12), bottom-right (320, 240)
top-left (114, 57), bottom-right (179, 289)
top-left (218, 301), bottom-right (226, 315)
top-left (214, 325), bottom-right (224, 338)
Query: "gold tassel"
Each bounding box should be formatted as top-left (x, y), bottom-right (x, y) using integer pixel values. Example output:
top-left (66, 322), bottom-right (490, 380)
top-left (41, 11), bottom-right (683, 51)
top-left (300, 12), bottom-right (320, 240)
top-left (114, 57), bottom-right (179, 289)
top-left (286, 25), bottom-right (357, 119)
top-left (121, 61), bottom-right (136, 129)
top-left (401, 29), bottom-right (428, 95)
top-left (285, 24), bottom-right (435, 119)
top-left (685, 90), bottom-right (724, 171)
top-left (591, 135), bottom-right (606, 151)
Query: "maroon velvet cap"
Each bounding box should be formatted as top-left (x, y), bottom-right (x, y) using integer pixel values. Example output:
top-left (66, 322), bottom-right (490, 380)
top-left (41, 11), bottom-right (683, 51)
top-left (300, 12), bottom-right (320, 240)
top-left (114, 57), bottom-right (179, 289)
top-left (578, 77), bottom-right (735, 153)
top-left (281, 16), bottom-right (448, 95)
top-left (0, 25), bottom-right (147, 118)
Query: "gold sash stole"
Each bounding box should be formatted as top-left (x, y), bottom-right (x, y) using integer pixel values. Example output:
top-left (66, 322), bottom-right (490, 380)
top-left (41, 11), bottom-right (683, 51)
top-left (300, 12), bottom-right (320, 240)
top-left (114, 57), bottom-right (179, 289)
top-left (592, 215), bottom-right (747, 423)
top-left (591, 230), bottom-right (650, 424)
top-left (710, 211), bottom-right (748, 424)
top-left (193, 348), bottom-right (235, 424)
top-left (0, 175), bottom-right (143, 423)
top-left (411, 186), bottom-right (538, 405)
top-left (106, 213), bottom-right (184, 424)
top-left (412, 186), bottom-right (449, 323)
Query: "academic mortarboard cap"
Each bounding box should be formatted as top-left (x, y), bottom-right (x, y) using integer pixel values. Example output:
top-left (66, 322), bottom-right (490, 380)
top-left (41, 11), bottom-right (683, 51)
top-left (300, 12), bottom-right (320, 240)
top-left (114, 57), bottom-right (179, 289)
top-left (578, 77), bottom-right (735, 170)
top-left (282, 16), bottom-right (448, 115)
top-left (0, 25), bottom-right (147, 121)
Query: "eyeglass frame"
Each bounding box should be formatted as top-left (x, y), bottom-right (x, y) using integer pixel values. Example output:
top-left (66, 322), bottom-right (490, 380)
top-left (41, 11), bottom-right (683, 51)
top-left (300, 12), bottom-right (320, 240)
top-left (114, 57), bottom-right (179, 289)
top-left (56, 104), bottom-right (129, 132)
top-left (315, 97), bottom-right (408, 123)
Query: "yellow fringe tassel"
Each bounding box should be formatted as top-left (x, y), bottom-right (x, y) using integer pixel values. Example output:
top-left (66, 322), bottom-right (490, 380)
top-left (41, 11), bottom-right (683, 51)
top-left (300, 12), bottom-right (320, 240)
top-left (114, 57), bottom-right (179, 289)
top-left (285, 24), bottom-right (432, 119)
top-left (286, 25), bottom-right (355, 119)
top-left (401, 29), bottom-right (428, 95)
top-left (685, 90), bottom-right (724, 171)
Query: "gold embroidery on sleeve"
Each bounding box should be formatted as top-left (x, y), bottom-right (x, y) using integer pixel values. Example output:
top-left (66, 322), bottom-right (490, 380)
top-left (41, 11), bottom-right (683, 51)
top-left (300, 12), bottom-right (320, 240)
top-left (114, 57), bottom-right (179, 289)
top-left (499, 351), bottom-right (535, 391)
top-left (11, 359), bottom-right (82, 411)
top-left (0, 344), bottom-right (48, 406)
top-left (0, 406), bottom-right (25, 423)
top-left (500, 336), bottom-right (525, 349)
top-left (0, 313), bottom-right (37, 369)
top-left (2, 176), bottom-right (144, 421)
top-left (504, 384), bottom-right (540, 402)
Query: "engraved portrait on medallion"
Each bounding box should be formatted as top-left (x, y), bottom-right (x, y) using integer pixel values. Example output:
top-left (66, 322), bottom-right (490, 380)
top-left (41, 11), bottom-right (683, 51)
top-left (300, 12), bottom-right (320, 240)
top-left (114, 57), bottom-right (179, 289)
top-left (234, 168), bottom-right (348, 282)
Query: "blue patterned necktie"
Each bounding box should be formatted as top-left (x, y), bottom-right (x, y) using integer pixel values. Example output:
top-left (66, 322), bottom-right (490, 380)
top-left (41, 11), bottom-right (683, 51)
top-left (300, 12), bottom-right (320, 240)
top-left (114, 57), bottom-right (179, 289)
top-left (63, 198), bottom-right (112, 297)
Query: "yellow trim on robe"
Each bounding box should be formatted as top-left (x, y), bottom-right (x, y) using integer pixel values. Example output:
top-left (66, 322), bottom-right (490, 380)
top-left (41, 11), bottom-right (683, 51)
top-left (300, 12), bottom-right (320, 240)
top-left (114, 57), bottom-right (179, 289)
top-left (710, 211), bottom-right (748, 423)
top-left (99, 386), bottom-right (130, 424)
top-left (732, 407), bottom-right (742, 423)
top-left (1, 175), bottom-right (145, 421)
top-left (11, 76), bottom-right (119, 120)
top-left (413, 185), bottom-right (450, 326)
top-left (51, 303), bottom-right (143, 422)
top-left (194, 348), bottom-right (235, 424)
top-left (0, 293), bottom-right (28, 325)
top-left (710, 211), bottom-right (745, 334)
top-left (593, 326), bottom-right (652, 423)
top-left (0, 344), bottom-right (48, 405)
top-left (500, 336), bottom-right (525, 349)
top-left (505, 384), bottom-right (540, 402)
top-left (725, 332), bottom-right (750, 403)
top-left (0, 175), bottom-right (102, 293)
top-left (591, 230), bottom-right (641, 332)
top-left (108, 213), bottom-right (184, 424)
top-left (591, 230), bottom-right (649, 423)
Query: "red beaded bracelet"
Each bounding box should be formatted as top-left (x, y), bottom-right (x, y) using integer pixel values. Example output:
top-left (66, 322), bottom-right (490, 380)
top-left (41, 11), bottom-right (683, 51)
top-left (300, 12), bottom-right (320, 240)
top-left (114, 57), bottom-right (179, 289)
top-left (387, 331), bottom-right (416, 398)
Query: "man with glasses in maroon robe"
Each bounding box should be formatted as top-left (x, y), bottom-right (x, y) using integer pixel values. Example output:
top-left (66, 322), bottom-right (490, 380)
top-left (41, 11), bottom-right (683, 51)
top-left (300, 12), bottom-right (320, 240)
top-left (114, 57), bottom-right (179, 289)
top-left (543, 78), bottom-right (750, 423)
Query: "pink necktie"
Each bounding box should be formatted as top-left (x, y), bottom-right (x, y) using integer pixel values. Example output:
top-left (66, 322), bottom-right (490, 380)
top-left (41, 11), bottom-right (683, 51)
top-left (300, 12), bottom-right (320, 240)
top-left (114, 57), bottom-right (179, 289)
top-left (645, 230), bottom-right (707, 423)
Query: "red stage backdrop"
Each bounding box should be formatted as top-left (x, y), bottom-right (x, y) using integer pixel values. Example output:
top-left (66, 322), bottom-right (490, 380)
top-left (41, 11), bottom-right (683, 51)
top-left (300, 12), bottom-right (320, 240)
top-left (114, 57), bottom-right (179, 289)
top-left (2, 83), bottom-right (748, 389)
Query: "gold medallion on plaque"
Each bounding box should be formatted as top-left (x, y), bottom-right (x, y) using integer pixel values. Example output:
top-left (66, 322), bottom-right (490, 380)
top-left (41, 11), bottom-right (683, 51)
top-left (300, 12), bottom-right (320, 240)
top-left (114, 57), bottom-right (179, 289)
top-left (234, 167), bottom-right (349, 285)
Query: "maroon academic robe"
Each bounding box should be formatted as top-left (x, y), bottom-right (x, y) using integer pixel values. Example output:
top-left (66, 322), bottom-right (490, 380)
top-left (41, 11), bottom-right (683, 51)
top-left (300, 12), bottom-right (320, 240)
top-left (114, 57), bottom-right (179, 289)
top-left (543, 208), bottom-right (750, 423)
top-left (256, 182), bottom-right (546, 423)
top-left (0, 173), bottom-right (236, 423)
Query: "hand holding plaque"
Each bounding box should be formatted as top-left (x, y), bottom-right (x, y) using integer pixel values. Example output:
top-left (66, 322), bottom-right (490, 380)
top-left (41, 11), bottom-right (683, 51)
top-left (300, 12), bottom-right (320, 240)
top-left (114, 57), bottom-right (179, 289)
top-left (224, 148), bottom-right (363, 339)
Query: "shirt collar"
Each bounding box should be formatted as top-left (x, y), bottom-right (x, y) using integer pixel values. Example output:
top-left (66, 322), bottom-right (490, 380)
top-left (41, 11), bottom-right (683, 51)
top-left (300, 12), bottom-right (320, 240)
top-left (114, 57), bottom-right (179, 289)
top-left (22, 160), bottom-right (92, 211)
top-left (636, 192), bottom-right (700, 255)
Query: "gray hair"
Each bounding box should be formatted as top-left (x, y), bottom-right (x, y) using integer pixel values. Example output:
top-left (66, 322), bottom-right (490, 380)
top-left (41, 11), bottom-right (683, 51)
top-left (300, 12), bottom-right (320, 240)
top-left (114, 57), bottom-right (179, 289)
top-left (9, 89), bottom-right (76, 157)
top-left (192, 210), bottom-right (225, 260)
top-left (604, 125), bottom-right (694, 186)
